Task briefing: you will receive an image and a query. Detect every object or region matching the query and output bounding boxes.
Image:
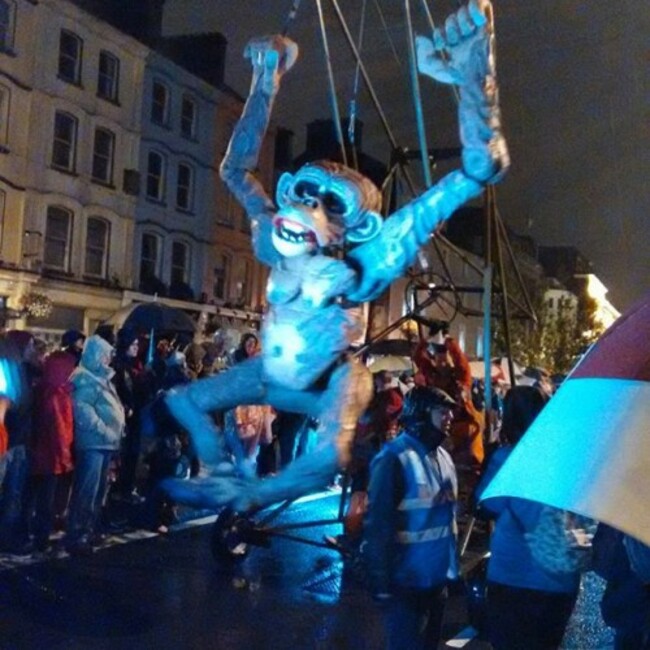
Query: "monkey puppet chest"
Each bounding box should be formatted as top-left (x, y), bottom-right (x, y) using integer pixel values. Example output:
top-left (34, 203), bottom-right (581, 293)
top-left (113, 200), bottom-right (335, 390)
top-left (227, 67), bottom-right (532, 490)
top-left (261, 255), bottom-right (363, 390)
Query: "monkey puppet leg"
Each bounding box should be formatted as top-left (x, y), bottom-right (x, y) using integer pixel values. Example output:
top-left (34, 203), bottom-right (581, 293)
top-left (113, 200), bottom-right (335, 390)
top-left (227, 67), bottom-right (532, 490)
top-left (163, 356), bottom-right (273, 507)
top-left (165, 356), bottom-right (267, 470)
top-left (248, 357), bottom-right (374, 510)
top-left (164, 357), bottom-right (372, 513)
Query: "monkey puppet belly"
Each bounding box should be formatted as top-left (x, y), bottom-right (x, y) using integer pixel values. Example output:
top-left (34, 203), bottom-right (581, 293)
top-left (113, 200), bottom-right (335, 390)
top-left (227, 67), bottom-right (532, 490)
top-left (261, 304), bottom-right (363, 391)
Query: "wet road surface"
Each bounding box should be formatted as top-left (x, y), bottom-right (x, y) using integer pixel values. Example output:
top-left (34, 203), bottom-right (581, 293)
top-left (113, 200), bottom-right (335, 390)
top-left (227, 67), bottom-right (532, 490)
top-left (0, 491), bottom-right (613, 649)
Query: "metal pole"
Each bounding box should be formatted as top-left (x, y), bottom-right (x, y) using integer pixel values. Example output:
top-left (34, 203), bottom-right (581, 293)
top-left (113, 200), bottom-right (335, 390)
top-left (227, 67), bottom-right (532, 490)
top-left (404, 0), bottom-right (433, 187)
top-left (482, 189), bottom-right (493, 437)
top-left (495, 206), bottom-right (538, 324)
top-left (482, 265), bottom-right (493, 424)
top-left (492, 186), bottom-right (517, 388)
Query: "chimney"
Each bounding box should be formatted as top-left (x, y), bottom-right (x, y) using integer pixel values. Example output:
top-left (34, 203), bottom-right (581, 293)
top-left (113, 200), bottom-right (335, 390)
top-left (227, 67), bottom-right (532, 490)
top-left (158, 33), bottom-right (228, 87)
top-left (274, 128), bottom-right (295, 173)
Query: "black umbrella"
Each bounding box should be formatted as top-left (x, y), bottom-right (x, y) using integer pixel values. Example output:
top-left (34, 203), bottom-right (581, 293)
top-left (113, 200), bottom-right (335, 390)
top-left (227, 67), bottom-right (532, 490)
top-left (366, 339), bottom-right (414, 357)
top-left (103, 302), bottom-right (197, 336)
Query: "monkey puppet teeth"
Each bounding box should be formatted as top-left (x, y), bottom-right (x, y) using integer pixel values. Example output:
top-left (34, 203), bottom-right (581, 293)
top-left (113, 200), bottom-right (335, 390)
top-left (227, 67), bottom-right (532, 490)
top-left (274, 218), bottom-right (317, 244)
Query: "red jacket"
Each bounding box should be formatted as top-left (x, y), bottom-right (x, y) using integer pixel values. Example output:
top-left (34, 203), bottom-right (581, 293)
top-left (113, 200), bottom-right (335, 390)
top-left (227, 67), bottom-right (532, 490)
top-left (413, 337), bottom-right (472, 399)
top-left (30, 351), bottom-right (75, 475)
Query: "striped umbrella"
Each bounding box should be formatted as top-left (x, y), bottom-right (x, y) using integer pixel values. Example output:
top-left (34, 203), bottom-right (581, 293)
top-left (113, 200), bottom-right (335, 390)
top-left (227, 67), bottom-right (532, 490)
top-left (480, 291), bottom-right (650, 544)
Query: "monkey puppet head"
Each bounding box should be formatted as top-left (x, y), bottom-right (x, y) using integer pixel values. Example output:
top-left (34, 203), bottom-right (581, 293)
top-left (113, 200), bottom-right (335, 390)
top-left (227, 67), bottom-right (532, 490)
top-left (273, 160), bottom-right (383, 257)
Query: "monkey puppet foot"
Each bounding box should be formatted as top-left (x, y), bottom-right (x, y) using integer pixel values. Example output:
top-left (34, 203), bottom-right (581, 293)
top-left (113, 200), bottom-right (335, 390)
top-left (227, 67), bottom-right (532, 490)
top-left (161, 474), bottom-right (259, 512)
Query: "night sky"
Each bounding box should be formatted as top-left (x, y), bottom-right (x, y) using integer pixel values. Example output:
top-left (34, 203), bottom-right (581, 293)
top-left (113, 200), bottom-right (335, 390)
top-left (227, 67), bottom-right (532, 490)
top-left (163, 0), bottom-right (649, 312)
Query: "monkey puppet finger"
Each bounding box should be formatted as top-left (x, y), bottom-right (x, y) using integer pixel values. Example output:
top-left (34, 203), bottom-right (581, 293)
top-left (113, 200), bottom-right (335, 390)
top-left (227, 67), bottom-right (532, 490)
top-left (262, 49), bottom-right (280, 95)
top-left (468, 0), bottom-right (492, 31)
top-left (416, 35), bottom-right (462, 85)
top-left (443, 14), bottom-right (461, 46)
top-left (244, 35), bottom-right (298, 73)
top-left (456, 5), bottom-right (476, 37)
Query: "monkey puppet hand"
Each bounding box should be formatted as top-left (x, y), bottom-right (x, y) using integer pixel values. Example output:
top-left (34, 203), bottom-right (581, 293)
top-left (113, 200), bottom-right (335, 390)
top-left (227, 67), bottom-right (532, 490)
top-left (244, 35), bottom-right (299, 95)
top-left (415, 0), bottom-right (493, 86)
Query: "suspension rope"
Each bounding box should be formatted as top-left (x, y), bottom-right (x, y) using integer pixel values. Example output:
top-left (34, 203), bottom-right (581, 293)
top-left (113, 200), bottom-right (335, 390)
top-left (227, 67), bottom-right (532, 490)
top-left (372, 0), bottom-right (403, 68)
top-left (315, 0), bottom-right (349, 167)
top-left (347, 0), bottom-right (368, 170)
top-left (281, 0), bottom-right (304, 37)
top-left (328, 0), bottom-right (418, 197)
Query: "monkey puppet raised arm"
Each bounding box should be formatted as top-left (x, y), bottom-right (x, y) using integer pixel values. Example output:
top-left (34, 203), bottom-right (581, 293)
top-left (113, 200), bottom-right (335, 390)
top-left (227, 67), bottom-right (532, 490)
top-left (219, 36), bottom-right (298, 267)
top-left (221, 0), bottom-right (508, 299)
top-left (347, 0), bottom-right (509, 302)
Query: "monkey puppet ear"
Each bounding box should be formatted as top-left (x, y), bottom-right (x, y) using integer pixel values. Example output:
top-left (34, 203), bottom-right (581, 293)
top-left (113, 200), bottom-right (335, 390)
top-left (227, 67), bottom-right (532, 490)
top-left (276, 172), bottom-right (295, 207)
top-left (346, 212), bottom-right (383, 243)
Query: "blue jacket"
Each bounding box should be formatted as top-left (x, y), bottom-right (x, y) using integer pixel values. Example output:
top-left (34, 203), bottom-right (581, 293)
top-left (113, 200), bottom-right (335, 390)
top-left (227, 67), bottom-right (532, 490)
top-left (364, 433), bottom-right (458, 592)
top-left (480, 447), bottom-right (581, 593)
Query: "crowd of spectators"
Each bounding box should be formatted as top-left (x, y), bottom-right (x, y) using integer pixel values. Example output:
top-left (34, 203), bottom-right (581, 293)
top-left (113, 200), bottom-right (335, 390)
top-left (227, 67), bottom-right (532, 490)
top-left (0, 324), bottom-right (306, 558)
top-left (1, 319), bottom-right (649, 649)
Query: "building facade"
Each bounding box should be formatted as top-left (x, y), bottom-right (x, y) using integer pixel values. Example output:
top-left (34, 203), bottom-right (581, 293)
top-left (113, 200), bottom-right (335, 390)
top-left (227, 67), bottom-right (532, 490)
top-left (0, 0), bottom-right (273, 343)
top-left (135, 49), bottom-right (218, 304)
top-left (0, 0), bottom-right (151, 340)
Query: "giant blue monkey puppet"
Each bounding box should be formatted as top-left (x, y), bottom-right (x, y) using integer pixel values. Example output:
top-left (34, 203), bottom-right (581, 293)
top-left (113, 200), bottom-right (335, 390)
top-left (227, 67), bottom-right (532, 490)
top-left (164, 0), bottom-right (509, 513)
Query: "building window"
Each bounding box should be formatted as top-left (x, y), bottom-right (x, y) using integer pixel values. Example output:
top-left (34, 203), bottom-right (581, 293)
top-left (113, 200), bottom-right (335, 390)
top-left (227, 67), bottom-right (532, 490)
top-left (458, 323), bottom-right (466, 353)
top-left (51, 111), bottom-right (78, 172)
top-left (216, 192), bottom-right (237, 227)
top-left (180, 94), bottom-right (197, 139)
top-left (240, 211), bottom-right (251, 234)
top-left (0, 1), bottom-right (15, 52)
top-left (0, 83), bottom-right (9, 146)
top-left (150, 80), bottom-right (169, 125)
top-left (58, 30), bottom-right (83, 84)
top-left (0, 188), bottom-right (5, 249)
top-left (176, 163), bottom-right (193, 211)
top-left (213, 253), bottom-right (230, 301)
top-left (85, 217), bottom-right (109, 277)
top-left (171, 241), bottom-right (189, 286)
top-left (97, 50), bottom-right (120, 102)
top-left (91, 127), bottom-right (115, 184)
top-left (44, 206), bottom-right (72, 271)
top-left (139, 232), bottom-right (160, 281)
top-left (476, 327), bottom-right (484, 359)
top-left (234, 258), bottom-right (252, 306)
top-left (146, 150), bottom-right (165, 201)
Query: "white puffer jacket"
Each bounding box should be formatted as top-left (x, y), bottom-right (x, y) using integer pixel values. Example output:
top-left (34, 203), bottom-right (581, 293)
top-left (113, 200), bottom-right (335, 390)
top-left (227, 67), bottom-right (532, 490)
top-left (71, 335), bottom-right (125, 451)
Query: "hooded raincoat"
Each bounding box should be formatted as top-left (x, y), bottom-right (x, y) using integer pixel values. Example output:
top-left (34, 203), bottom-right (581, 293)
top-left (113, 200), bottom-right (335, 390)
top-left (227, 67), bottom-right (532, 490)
top-left (31, 351), bottom-right (76, 475)
top-left (71, 336), bottom-right (125, 451)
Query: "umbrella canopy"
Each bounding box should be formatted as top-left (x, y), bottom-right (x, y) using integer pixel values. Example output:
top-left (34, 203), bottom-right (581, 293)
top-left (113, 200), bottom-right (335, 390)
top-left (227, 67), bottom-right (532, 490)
top-left (468, 357), bottom-right (527, 385)
top-left (366, 338), bottom-right (414, 357)
top-left (481, 291), bottom-right (650, 544)
top-left (368, 355), bottom-right (415, 373)
top-left (103, 302), bottom-right (197, 336)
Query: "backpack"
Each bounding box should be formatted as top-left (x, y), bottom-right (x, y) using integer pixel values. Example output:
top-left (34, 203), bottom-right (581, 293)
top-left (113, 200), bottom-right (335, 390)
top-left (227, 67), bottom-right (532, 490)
top-left (592, 523), bottom-right (627, 581)
top-left (511, 504), bottom-right (594, 575)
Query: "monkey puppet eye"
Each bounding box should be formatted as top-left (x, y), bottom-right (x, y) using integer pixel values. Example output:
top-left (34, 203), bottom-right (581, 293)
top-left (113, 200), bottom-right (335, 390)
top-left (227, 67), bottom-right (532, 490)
top-left (321, 191), bottom-right (347, 216)
top-left (293, 180), bottom-right (319, 200)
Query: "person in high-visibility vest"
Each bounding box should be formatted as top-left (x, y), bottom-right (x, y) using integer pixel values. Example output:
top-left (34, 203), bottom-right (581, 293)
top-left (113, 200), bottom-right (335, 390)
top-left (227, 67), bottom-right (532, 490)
top-left (364, 385), bottom-right (459, 649)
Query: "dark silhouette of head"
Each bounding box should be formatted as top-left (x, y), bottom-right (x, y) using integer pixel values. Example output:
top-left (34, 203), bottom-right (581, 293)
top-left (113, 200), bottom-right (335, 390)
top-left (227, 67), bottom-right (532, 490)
top-left (501, 385), bottom-right (549, 446)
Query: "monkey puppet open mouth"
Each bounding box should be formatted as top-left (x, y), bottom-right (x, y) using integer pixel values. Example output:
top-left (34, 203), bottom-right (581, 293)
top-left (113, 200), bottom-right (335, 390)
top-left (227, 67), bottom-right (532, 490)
top-left (271, 216), bottom-right (318, 256)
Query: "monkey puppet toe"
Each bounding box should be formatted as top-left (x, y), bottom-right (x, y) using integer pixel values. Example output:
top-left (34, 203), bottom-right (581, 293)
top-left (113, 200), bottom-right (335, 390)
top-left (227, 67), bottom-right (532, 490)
top-left (161, 475), bottom-right (255, 511)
